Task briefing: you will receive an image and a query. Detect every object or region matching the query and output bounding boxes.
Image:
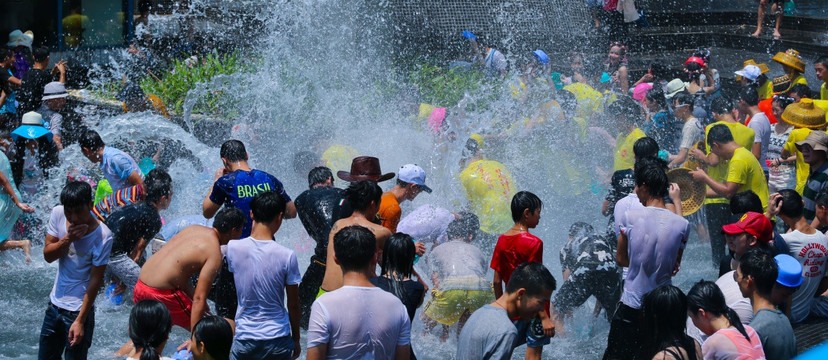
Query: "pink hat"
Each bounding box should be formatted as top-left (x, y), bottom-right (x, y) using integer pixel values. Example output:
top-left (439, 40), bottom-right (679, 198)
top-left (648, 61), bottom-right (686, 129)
top-left (633, 83), bottom-right (653, 105)
top-left (428, 107), bottom-right (447, 134)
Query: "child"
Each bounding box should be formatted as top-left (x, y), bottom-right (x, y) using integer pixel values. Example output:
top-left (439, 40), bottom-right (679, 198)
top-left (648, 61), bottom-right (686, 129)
top-left (191, 316), bottom-right (234, 360)
top-left (124, 300), bottom-right (172, 360)
top-left (490, 191), bottom-right (552, 360)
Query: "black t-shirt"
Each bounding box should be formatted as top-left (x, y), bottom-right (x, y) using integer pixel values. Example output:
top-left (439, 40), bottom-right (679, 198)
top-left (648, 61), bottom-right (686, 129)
top-left (294, 186), bottom-right (352, 259)
top-left (370, 276), bottom-right (425, 321)
top-left (105, 202), bottom-right (162, 256)
top-left (18, 69), bottom-right (53, 114)
top-left (0, 69), bottom-right (12, 94)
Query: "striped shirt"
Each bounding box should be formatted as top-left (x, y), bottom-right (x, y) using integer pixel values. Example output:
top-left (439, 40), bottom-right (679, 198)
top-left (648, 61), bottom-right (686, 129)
top-left (802, 162), bottom-right (828, 222)
top-left (91, 184), bottom-right (145, 222)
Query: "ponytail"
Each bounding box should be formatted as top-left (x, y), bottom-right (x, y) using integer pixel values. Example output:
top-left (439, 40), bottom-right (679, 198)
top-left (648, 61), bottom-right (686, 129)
top-left (140, 345), bottom-right (160, 360)
top-left (724, 307), bottom-right (750, 342)
top-left (129, 300), bottom-right (172, 360)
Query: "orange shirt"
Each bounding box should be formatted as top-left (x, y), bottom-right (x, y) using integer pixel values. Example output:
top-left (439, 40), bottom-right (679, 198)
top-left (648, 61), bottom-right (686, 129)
top-left (378, 192), bottom-right (401, 232)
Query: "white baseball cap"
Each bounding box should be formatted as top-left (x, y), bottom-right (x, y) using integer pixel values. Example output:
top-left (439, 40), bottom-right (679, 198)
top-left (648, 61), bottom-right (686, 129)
top-left (735, 65), bottom-right (762, 81)
top-left (398, 164), bottom-right (432, 193)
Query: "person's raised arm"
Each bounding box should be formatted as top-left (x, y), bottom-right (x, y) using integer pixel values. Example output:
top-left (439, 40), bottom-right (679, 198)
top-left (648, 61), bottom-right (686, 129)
top-left (286, 284), bottom-right (301, 360)
top-left (492, 270), bottom-right (503, 298)
top-left (668, 183), bottom-right (682, 216)
top-left (44, 223), bottom-right (88, 263)
top-left (68, 264), bottom-right (106, 347)
top-left (0, 170), bottom-right (32, 213)
top-left (190, 249), bottom-right (222, 330)
top-left (669, 148), bottom-right (690, 168)
top-left (690, 147), bottom-right (719, 167)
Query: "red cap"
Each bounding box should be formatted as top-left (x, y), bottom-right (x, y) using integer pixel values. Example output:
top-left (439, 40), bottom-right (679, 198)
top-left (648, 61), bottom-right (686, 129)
top-left (685, 56), bottom-right (706, 67)
top-left (722, 212), bottom-right (773, 243)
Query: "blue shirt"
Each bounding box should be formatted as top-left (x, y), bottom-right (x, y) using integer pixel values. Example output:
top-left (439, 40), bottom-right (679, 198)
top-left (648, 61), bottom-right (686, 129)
top-left (0, 69), bottom-right (16, 114)
top-left (100, 146), bottom-right (142, 191)
top-left (208, 169), bottom-right (291, 237)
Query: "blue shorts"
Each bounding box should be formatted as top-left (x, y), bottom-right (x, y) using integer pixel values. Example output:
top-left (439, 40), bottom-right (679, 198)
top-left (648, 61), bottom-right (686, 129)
top-left (514, 318), bottom-right (550, 348)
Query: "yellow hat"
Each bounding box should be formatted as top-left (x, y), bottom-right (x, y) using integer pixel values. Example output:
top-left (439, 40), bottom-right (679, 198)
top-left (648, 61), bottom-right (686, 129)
top-left (781, 99), bottom-right (827, 129)
top-left (772, 49), bottom-right (805, 73)
top-left (470, 133), bottom-right (484, 148)
top-left (743, 59), bottom-right (770, 74)
top-left (667, 168), bottom-right (706, 216)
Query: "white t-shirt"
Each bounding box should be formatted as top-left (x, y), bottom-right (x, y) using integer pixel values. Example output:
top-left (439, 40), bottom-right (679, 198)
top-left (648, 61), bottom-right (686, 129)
top-left (748, 112), bottom-right (771, 171)
top-left (620, 206), bottom-right (689, 309)
top-left (614, 193), bottom-right (645, 280)
top-left (397, 204), bottom-right (455, 245)
top-left (716, 271), bottom-right (754, 324)
top-left (783, 230), bottom-right (828, 323)
top-left (679, 117), bottom-right (704, 151)
top-left (47, 206), bottom-right (113, 312)
top-left (428, 240), bottom-right (490, 291)
top-left (307, 286), bottom-right (410, 359)
top-left (483, 49), bottom-right (507, 78)
top-left (226, 237), bottom-right (302, 341)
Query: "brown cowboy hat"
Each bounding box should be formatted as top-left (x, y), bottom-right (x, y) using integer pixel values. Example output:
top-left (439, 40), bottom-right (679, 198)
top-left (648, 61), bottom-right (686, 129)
top-left (337, 156), bottom-right (395, 182)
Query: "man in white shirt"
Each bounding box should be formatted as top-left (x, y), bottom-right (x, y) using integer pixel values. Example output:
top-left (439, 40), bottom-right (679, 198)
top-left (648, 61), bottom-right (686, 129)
top-left (227, 191), bottom-right (301, 359)
top-left (307, 225), bottom-right (410, 360)
top-left (39, 181), bottom-right (113, 359)
top-left (740, 87), bottom-right (771, 176)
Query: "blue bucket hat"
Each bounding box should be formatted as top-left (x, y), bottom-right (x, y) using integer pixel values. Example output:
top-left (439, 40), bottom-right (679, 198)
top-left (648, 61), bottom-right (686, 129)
top-left (533, 50), bottom-right (549, 64)
top-left (774, 254), bottom-right (803, 288)
top-left (11, 112), bottom-right (52, 141)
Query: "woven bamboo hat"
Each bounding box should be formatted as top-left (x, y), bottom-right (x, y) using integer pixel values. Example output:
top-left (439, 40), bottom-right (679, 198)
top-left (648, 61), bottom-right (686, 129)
top-left (780, 99), bottom-right (827, 129)
top-left (743, 59), bottom-right (770, 74)
top-left (772, 49), bottom-right (805, 73)
top-left (682, 141), bottom-right (706, 171)
top-left (668, 168), bottom-right (706, 216)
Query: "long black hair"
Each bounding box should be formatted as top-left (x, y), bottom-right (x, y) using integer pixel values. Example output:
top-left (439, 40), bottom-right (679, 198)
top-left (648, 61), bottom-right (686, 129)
top-left (380, 233), bottom-right (416, 300)
top-left (687, 280), bottom-right (750, 342)
top-left (192, 316), bottom-right (233, 360)
top-left (640, 286), bottom-right (698, 360)
top-left (129, 300), bottom-right (172, 360)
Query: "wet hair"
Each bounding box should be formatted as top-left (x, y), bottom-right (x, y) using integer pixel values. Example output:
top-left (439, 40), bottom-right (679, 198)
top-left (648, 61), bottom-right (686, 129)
top-left (739, 87), bottom-right (760, 106)
top-left (684, 61), bottom-right (703, 82)
top-left (380, 233), bottom-right (416, 299)
top-left (634, 156), bottom-right (669, 198)
top-left (649, 62), bottom-right (669, 82)
top-left (777, 189), bottom-right (803, 219)
top-left (446, 212), bottom-right (479, 241)
top-left (334, 225), bottom-right (377, 272)
top-left (640, 286), bottom-right (697, 360)
top-left (789, 84), bottom-right (812, 99)
top-left (249, 191), bottom-right (286, 224)
top-left (60, 181), bottom-right (93, 209)
top-left (213, 207), bottom-right (245, 234)
top-left (219, 140), bottom-right (247, 162)
top-left (0, 48), bottom-right (11, 62)
top-left (633, 137), bottom-right (660, 160)
top-left (129, 300), bottom-right (172, 360)
top-left (816, 189), bottom-right (828, 208)
top-left (729, 191), bottom-right (763, 214)
top-left (739, 249), bottom-right (778, 297)
top-left (607, 95), bottom-right (643, 123)
top-left (511, 191), bottom-right (542, 222)
top-left (706, 124), bottom-right (734, 147)
top-left (79, 129), bottom-right (105, 151)
top-left (711, 97), bottom-right (734, 116)
top-left (645, 87), bottom-right (667, 110)
top-left (673, 92), bottom-right (695, 111)
top-left (505, 262), bottom-right (556, 296)
top-left (344, 180), bottom-right (382, 212)
top-left (687, 280), bottom-right (750, 342)
top-left (307, 166), bottom-right (333, 188)
top-left (293, 151), bottom-right (319, 177)
top-left (192, 316), bottom-right (233, 360)
top-left (32, 46), bottom-right (50, 63)
top-left (772, 94), bottom-right (796, 111)
top-left (144, 169), bottom-right (172, 204)
top-left (569, 222), bottom-right (594, 239)
top-left (817, 56), bottom-right (828, 68)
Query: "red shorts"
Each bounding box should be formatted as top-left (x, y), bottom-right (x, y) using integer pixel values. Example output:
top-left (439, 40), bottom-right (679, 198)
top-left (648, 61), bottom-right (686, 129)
top-left (133, 280), bottom-right (193, 329)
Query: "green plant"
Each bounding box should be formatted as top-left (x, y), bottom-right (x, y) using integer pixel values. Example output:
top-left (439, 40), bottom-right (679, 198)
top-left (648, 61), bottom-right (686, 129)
top-left (409, 63), bottom-right (486, 107)
top-left (140, 52), bottom-right (254, 116)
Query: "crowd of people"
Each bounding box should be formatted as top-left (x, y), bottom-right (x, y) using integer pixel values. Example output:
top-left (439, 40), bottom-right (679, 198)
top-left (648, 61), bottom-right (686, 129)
top-left (3, 18), bottom-right (828, 360)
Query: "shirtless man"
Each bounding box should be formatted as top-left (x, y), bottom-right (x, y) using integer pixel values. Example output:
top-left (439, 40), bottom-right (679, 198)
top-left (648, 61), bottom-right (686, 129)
top-left (134, 207), bottom-right (245, 330)
top-left (318, 180), bottom-right (392, 295)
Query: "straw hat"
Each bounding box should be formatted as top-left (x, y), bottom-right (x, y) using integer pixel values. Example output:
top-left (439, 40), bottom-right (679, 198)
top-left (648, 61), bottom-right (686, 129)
top-left (7, 30), bottom-right (33, 49)
top-left (780, 99), bottom-right (827, 129)
top-left (772, 49), bottom-right (805, 73)
top-left (743, 59), bottom-right (769, 74)
top-left (667, 168), bottom-right (706, 216)
top-left (682, 141), bottom-right (706, 171)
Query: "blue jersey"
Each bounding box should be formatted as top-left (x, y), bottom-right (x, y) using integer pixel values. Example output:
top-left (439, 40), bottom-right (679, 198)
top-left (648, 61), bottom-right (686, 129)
top-left (209, 169), bottom-right (291, 237)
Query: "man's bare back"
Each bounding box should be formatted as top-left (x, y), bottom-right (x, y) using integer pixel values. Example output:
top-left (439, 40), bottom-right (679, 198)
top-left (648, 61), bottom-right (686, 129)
top-left (320, 216), bottom-right (391, 292)
top-left (139, 225), bottom-right (223, 295)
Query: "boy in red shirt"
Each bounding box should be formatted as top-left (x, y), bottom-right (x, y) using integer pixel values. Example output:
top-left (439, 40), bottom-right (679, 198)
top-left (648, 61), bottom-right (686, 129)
top-left (491, 191), bottom-right (553, 360)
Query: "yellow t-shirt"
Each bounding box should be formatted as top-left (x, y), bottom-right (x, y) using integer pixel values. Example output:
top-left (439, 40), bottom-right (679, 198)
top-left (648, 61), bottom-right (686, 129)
top-left (783, 128), bottom-right (812, 194)
top-left (460, 159), bottom-right (517, 235)
top-left (822, 83), bottom-right (828, 100)
top-left (726, 147), bottom-right (769, 209)
top-left (705, 121), bottom-right (756, 204)
top-left (613, 128), bottom-right (646, 171)
top-left (759, 80), bottom-right (774, 100)
top-left (322, 144), bottom-right (358, 178)
top-left (792, 74), bottom-right (808, 86)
